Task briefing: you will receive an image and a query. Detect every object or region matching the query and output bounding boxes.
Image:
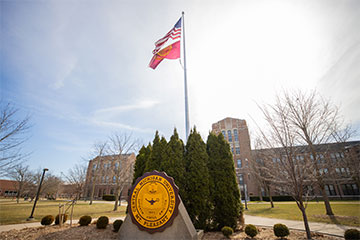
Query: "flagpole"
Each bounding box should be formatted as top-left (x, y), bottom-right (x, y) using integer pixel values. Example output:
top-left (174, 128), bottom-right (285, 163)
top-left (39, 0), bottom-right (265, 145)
top-left (182, 11), bottom-right (190, 141)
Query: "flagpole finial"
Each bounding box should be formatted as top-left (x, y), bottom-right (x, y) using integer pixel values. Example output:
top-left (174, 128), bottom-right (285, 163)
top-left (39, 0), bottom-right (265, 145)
top-left (182, 11), bottom-right (184, 15)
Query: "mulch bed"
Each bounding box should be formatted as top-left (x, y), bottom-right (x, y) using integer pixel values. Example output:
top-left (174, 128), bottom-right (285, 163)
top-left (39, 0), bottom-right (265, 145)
top-left (0, 224), bottom-right (343, 240)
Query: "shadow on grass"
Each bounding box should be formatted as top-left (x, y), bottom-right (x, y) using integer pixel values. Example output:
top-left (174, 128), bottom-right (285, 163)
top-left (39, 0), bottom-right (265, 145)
top-left (247, 207), bottom-right (276, 215)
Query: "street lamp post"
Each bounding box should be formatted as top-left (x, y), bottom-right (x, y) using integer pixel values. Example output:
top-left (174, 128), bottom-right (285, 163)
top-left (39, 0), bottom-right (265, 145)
top-left (27, 168), bottom-right (48, 221)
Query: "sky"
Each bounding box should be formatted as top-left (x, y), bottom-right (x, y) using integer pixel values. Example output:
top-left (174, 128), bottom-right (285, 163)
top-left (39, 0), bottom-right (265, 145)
top-left (1, 0), bottom-right (360, 176)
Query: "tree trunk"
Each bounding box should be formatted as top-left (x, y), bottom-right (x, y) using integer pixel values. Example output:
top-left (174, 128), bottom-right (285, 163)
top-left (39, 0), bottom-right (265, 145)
top-left (259, 187), bottom-right (263, 201)
top-left (113, 186), bottom-right (120, 211)
top-left (89, 182), bottom-right (96, 205)
top-left (320, 185), bottom-right (334, 215)
top-left (267, 185), bottom-right (274, 208)
top-left (16, 191), bottom-right (20, 203)
top-left (300, 205), bottom-right (312, 240)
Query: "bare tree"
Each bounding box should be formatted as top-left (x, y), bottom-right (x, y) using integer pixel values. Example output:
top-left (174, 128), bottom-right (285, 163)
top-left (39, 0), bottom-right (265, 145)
top-left (9, 164), bottom-right (32, 203)
top-left (41, 174), bottom-right (63, 200)
top-left (26, 169), bottom-right (62, 200)
top-left (108, 132), bottom-right (138, 211)
top-left (63, 163), bottom-right (87, 200)
top-left (250, 139), bottom-right (276, 208)
top-left (0, 102), bottom-right (30, 177)
top-left (282, 90), bottom-right (354, 215)
top-left (257, 96), bottom-right (315, 239)
top-left (88, 141), bottom-right (108, 205)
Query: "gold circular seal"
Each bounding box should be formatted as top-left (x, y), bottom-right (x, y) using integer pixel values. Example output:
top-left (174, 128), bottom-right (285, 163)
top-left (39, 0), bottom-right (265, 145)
top-left (129, 171), bottom-right (180, 233)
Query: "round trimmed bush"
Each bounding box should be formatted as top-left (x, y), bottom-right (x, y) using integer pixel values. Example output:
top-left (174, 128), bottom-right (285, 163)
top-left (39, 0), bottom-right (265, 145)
top-left (345, 229), bottom-right (360, 240)
top-left (55, 214), bottom-right (68, 225)
top-left (273, 223), bottom-right (290, 238)
top-left (245, 224), bottom-right (258, 238)
top-left (221, 226), bottom-right (233, 238)
top-left (41, 215), bottom-right (54, 226)
top-left (113, 219), bottom-right (123, 232)
top-left (79, 215), bottom-right (92, 226)
top-left (96, 216), bottom-right (109, 229)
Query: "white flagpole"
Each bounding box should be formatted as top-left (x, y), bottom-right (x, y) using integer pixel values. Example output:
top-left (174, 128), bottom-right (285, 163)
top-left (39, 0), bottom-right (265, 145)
top-left (182, 11), bottom-right (190, 141)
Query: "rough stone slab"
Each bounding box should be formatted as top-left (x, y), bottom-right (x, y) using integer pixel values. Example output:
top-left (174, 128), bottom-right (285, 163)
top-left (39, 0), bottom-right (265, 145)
top-left (118, 201), bottom-right (197, 240)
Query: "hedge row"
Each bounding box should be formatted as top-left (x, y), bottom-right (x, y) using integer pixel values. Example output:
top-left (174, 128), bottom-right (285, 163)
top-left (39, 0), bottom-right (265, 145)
top-left (249, 196), bottom-right (294, 201)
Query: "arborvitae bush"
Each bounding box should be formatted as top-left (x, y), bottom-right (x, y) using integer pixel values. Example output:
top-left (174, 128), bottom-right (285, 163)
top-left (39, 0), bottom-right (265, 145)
top-left (133, 145), bottom-right (151, 184)
top-left (41, 215), bottom-right (54, 226)
top-left (245, 224), bottom-right (258, 238)
top-left (79, 215), bottom-right (92, 226)
top-left (207, 133), bottom-right (240, 230)
top-left (96, 216), bottom-right (109, 229)
top-left (221, 226), bottom-right (233, 238)
top-left (55, 214), bottom-right (68, 225)
top-left (345, 229), bottom-right (360, 240)
top-left (273, 223), bottom-right (290, 238)
top-left (113, 219), bottom-right (123, 232)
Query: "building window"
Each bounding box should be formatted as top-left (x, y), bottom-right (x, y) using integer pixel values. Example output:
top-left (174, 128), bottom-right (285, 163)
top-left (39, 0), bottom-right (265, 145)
top-left (325, 184), bottom-right (336, 196)
top-left (235, 147), bottom-right (240, 155)
top-left (101, 176), bottom-right (105, 183)
top-left (317, 154), bottom-right (325, 164)
top-left (233, 129), bottom-right (238, 142)
top-left (237, 159), bottom-right (242, 168)
top-left (106, 176), bottom-right (109, 183)
top-left (113, 176), bottom-right (116, 183)
top-left (231, 147), bottom-right (234, 154)
top-left (93, 164), bottom-right (97, 170)
top-left (221, 130), bottom-right (226, 138)
top-left (227, 130), bottom-right (232, 142)
top-left (115, 162), bottom-right (119, 169)
top-left (341, 184), bottom-right (359, 195)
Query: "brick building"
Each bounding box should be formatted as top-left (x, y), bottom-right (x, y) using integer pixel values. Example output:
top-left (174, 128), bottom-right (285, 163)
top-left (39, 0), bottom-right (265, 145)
top-left (212, 117), bottom-right (258, 199)
top-left (0, 179), bottom-right (18, 197)
top-left (212, 117), bottom-right (360, 199)
top-left (84, 153), bottom-right (135, 200)
top-left (252, 142), bottom-right (360, 199)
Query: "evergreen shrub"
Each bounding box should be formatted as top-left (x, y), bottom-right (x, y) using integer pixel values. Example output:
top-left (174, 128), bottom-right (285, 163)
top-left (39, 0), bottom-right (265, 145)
top-left (245, 224), bottom-right (258, 238)
top-left (273, 223), bottom-right (290, 238)
top-left (41, 215), bottom-right (54, 225)
top-left (79, 215), bottom-right (92, 226)
top-left (96, 216), bottom-right (109, 229)
top-left (113, 219), bottom-right (123, 232)
top-left (344, 229), bottom-right (360, 240)
top-left (55, 214), bottom-right (68, 225)
top-left (102, 194), bottom-right (116, 201)
top-left (221, 226), bottom-right (233, 238)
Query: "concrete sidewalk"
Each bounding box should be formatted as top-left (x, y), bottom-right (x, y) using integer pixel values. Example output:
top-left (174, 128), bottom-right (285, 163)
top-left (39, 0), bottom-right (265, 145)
top-left (0, 215), bottom-right (359, 237)
top-left (245, 214), bottom-right (360, 237)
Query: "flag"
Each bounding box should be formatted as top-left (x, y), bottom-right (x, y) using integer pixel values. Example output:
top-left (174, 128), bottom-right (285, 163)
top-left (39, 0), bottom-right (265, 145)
top-left (149, 17), bottom-right (181, 69)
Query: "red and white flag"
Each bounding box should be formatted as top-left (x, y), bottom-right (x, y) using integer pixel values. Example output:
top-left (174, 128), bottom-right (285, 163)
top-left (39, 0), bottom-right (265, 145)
top-left (149, 17), bottom-right (181, 69)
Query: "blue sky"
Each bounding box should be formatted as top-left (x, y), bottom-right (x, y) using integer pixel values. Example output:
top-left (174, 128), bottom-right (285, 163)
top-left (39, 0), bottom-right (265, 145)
top-left (1, 0), bottom-right (360, 176)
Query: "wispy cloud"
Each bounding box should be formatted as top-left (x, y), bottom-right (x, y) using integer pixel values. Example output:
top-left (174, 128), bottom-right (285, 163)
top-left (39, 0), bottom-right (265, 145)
top-left (94, 100), bottom-right (159, 114)
top-left (90, 119), bottom-right (154, 133)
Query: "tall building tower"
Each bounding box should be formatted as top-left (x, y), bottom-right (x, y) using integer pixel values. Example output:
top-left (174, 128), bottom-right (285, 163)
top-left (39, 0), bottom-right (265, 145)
top-left (212, 117), bottom-right (257, 199)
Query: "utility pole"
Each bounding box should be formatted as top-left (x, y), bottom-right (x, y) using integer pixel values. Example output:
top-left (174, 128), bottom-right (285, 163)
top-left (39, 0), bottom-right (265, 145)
top-left (27, 168), bottom-right (48, 221)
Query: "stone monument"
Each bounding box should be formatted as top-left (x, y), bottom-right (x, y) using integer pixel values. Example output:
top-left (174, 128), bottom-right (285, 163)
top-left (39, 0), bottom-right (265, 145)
top-left (118, 171), bottom-right (198, 239)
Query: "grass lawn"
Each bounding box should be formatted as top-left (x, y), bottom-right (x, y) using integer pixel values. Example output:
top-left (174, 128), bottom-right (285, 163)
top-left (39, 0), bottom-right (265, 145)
top-left (0, 199), bottom-right (126, 225)
top-left (246, 201), bottom-right (360, 227)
